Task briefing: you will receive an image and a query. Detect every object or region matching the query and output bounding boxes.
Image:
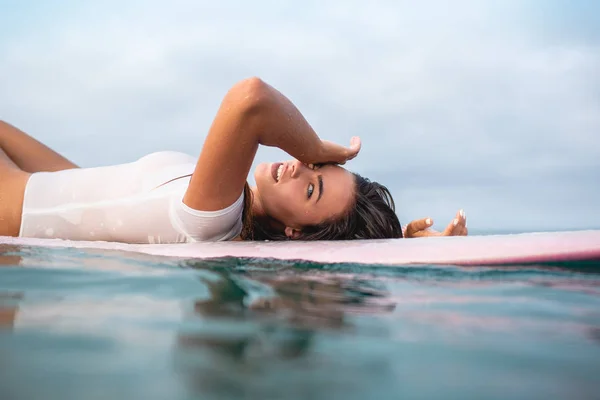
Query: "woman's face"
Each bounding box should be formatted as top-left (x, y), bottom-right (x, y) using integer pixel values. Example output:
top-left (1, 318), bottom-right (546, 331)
top-left (254, 160), bottom-right (355, 235)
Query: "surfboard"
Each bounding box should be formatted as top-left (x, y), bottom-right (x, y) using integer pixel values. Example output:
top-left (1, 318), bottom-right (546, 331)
top-left (1, 230), bottom-right (599, 266)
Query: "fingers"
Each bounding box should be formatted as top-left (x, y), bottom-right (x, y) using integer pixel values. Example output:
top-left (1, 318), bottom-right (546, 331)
top-left (318, 136), bottom-right (362, 166)
top-left (336, 136), bottom-right (361, 165)
top-left (405, 217), bottom-right (433, 238)
top-left (406, 210), bottom-right (469, 238)
top-left (347, 136), bottom-right (361, 160)
top-left (442, 209), bottom-right (468, 236)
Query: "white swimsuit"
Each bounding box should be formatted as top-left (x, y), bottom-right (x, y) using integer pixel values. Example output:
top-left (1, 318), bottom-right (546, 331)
top-left (18, 151), bottom-right (244, 244)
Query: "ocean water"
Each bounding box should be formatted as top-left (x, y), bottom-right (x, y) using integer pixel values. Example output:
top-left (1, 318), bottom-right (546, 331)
top-left (0, 243), bottom-right (599, 400)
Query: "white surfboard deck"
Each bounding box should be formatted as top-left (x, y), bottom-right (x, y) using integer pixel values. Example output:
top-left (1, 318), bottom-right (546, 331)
top-left (1, 230), bottom-right (599, 266)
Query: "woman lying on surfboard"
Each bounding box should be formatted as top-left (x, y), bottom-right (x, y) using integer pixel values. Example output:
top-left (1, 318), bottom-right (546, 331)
top-left (0, 77), bottom-right (467, 243)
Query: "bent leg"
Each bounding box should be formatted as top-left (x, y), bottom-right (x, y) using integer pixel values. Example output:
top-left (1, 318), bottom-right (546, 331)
top-left (0, 147), bottom-right (29, 237)
top-left (0, 120), bottom-right (78, 173)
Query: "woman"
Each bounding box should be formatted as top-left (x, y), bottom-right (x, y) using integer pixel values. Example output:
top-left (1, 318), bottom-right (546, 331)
top-left (0, 77), bottom-right (466, 243)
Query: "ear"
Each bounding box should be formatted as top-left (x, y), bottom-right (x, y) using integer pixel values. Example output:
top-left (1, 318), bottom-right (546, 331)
top-left (284, 226), bottom-right (302, 239)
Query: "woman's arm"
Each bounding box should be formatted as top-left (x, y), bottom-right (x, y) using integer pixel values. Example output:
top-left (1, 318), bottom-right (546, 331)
top-left (183, 77), bottom-right (359, 212)
top-left (0, 121), bottom-right (78, 172)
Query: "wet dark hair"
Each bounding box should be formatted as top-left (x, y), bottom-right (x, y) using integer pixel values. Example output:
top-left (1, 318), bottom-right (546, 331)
top-left (240, 173), bottom-right (403, 240)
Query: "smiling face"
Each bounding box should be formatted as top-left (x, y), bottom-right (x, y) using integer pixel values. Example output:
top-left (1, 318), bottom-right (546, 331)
top-left (253, 160), bottom-right (355, 236)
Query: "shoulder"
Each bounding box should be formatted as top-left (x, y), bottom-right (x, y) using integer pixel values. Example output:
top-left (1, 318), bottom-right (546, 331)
top-left (137, 151), bottom-right (196, 166)
top-left (170, 190), bottom-right (245, 242)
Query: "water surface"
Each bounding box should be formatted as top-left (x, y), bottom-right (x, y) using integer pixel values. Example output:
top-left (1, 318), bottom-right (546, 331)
top-left (1, 244), bottom-right (599, 400)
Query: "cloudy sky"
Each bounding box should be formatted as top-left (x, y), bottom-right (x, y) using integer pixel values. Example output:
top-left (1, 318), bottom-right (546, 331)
top-left (1, 0), bottom-right (599, 233)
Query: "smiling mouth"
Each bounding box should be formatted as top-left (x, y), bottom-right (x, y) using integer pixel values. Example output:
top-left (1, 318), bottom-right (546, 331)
top-left (271, 162), bottom-right (283, 182)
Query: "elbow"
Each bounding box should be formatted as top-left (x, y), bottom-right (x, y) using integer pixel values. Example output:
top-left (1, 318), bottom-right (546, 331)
top-left (227, 77), bottom-right (271, 116)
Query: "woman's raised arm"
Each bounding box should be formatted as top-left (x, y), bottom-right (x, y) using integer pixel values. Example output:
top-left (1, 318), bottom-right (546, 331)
top-left (183, 77), bottom-right (360, 212)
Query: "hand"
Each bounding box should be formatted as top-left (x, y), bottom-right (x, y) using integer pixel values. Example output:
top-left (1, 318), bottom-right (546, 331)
top-left (316, 136), bottom-right (361, 165)
top-left (404, 210), bottom-right (468, 238)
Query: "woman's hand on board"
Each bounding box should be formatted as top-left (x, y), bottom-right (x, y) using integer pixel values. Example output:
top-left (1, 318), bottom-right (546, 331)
top-left (404, 210), bottom-right (468, 238)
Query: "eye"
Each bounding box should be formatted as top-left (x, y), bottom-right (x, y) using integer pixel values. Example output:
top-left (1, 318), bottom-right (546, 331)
top-left (307, 183), bottom-right (314, 199)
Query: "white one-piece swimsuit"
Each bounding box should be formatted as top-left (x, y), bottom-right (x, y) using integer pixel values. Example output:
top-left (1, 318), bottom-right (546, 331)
top-left (18, 151), bottom-right (244, 244)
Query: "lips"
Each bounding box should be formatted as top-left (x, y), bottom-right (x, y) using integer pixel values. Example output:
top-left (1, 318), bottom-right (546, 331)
top-left (271, 162), bottom-right (283, 182)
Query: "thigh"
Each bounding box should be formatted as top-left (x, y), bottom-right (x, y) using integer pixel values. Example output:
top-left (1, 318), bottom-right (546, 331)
top-left (0, 148), bottom-right (30, 237)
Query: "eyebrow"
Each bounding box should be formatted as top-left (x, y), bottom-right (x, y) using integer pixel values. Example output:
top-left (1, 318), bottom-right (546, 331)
top-left (316, 175), bottom-right (324, 203)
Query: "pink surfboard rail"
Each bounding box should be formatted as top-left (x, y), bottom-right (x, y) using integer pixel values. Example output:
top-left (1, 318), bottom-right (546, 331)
top-left (1, 230), bottom-right (599, 266)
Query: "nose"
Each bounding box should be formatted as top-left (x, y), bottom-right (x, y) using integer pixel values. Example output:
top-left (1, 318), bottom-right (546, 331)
top-left (290, 159), bottom-right (305, 179)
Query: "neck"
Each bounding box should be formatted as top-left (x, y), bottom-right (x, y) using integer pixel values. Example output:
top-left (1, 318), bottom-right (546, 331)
top-left (250, 186), bottom-right (286, 233)
top-left (250, 186), bottom-right (266, 217)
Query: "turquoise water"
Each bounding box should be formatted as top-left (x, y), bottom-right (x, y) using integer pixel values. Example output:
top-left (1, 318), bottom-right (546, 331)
top-left (1, 244), bottom-right (599, 400)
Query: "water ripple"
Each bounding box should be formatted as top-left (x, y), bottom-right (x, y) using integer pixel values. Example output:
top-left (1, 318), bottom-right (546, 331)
top-left (1, 244), bottom-right (599, 400)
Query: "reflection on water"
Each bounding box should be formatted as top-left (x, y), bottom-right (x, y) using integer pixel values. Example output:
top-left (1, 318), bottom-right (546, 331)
top-left (175, 263), bottom-right (398, 399)
top-left (1, 245), bottom-right (600, 400)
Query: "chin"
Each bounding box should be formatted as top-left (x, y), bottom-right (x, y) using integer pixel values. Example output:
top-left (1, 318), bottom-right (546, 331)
top-left (254, 162), bottom-right (269, 186)
top-left (254, 162), bottom-right (266, 175)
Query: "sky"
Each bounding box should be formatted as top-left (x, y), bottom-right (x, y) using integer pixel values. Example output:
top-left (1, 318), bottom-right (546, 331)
top-left (1, 0), bottom-right (599, 232)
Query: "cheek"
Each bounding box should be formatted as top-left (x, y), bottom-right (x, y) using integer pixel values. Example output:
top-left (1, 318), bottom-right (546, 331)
top-left (268, 184), bottom-right (299, 219)
top-left (271, 185), bottom-right (292, 209)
